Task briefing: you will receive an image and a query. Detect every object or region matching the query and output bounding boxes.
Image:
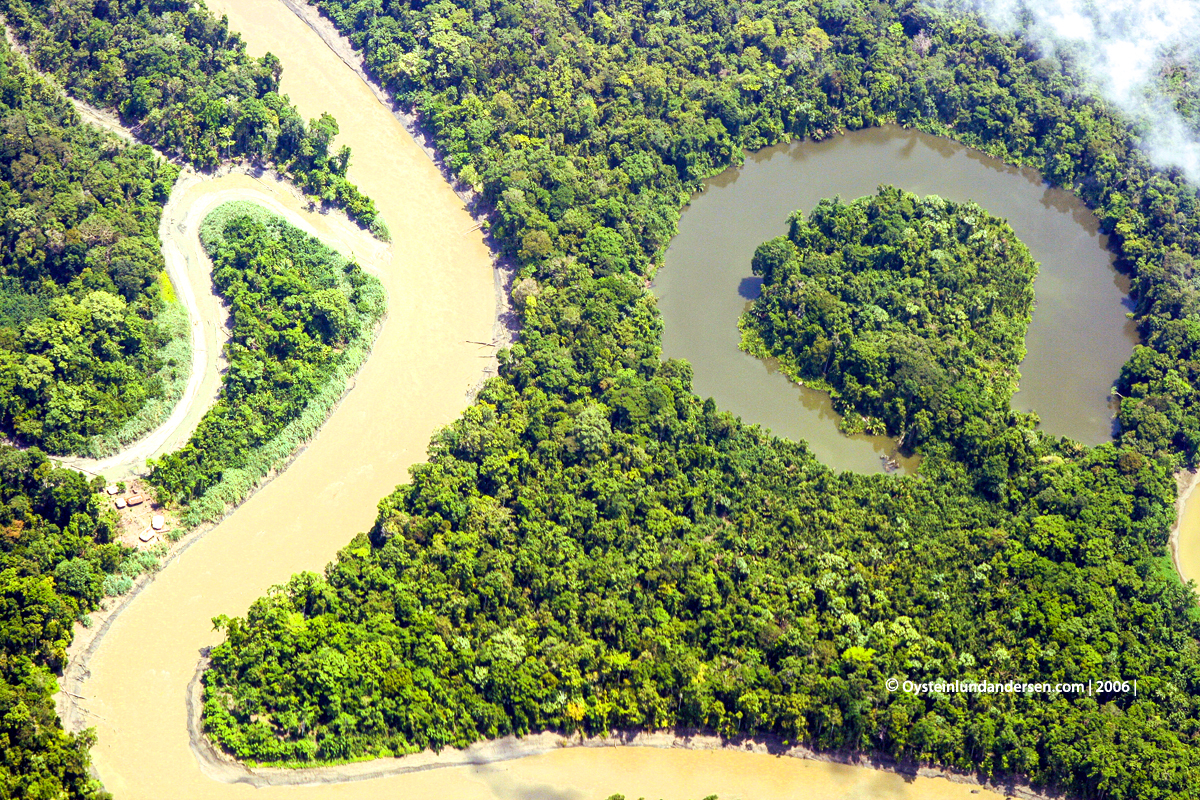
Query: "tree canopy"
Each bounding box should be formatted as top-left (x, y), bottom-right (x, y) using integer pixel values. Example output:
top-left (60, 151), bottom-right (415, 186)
top-left (0, 0), bottom-right (386, 235)
top-left (740, 186), bottom-right (1038, 458)
top-left (0, 35), bottom-right (187, 457)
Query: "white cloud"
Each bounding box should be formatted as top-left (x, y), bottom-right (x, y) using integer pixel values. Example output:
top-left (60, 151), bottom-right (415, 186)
top-left (952, 0), bottom-right (1200, 181)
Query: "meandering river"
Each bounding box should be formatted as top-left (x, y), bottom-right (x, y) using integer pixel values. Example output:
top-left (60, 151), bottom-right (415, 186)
top-left (72, 2), bottom-right (1039, 798)
top-left (656, 128), bottom-right (1138, 472)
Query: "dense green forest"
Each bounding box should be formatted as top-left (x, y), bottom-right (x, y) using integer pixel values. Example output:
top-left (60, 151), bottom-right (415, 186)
top-left (739, 186), bottom-right (1038, 459)
top-left (0, 35), bottom-right (188, 458)
top-left (0, 446), bottom-right (139, 800)
top-left (202, 2), bottom-right (1200, 799)
top-left (293, 0), bottom-right (1200, 461)
top-left (148, 202), bottom-right (384, 526)
top-left (0, 0), bottom-right (386, 236)
top-left (206, 381), bottom-right (1182, 781)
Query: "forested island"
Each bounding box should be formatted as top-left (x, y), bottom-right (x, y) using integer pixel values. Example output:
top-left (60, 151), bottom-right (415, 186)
top-left (739, 186), bottom-right (1037, 458)
top-left (202, 2), bottom-right (1200, 799)
top-left (148, 202), bottom-right (385, 526)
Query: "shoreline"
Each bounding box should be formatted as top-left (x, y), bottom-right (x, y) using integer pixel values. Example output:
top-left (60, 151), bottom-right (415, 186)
top-left (11, 1), bottom-right (510, 796)
top-left (274, 0), bottom-right (519, 387)
top-left (61, 161), bottom-right (393, 479)
top-left (1169, 468), bottom-right (1200, 584)
top-left (54, 167), bottom-right (393, 735)
top-left (185, 657), bottom-right (1047, 799)
top-left (5, 21), bottom-right (392, 479)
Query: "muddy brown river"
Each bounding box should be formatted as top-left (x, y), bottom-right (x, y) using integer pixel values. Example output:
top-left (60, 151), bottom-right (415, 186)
top-left (74, 2), bottom-right (1020, 798)
top-left (656, 129), bottom-right (1138, 473)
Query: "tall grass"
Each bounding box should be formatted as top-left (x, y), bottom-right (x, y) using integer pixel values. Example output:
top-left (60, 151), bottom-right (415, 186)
top-left (104, 542), bottom-right (170, 596)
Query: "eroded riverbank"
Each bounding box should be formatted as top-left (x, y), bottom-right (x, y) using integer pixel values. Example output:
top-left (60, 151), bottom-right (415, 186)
top-left (182, 649), bottom-right (1036, 800)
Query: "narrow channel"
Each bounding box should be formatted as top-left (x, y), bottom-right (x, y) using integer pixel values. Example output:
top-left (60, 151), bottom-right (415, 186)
top-left (656, 127), bottom-right (1138, 473)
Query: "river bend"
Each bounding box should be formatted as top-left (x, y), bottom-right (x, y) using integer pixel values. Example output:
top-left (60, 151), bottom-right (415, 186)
top-left (657, 129), bottom-right (1138, 473)
top-left (76, 1), bottom-right (1018, 798)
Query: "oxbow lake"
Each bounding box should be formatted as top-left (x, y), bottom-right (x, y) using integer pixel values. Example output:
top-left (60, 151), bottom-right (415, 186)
top-left (656, 125), bottom-right (1138, 473)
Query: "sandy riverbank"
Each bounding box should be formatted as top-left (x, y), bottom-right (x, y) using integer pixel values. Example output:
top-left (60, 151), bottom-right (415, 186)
top-left (6, 21), bottom-right (394, 481)
top-left (185, 654), bottom-right (1043, 799)
top-left (58, 166), bottom-right (224, 483)
top-left (1170, 469), bottom-right (1200, 585)
top-left (41, 1), bottom-right (1049, 798)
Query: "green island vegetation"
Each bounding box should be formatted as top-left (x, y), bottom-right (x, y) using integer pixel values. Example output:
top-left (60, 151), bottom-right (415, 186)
top-left (0, 36), bottom-right (187, 459)
top-left (0, 446), bottom-right (156, 800)
top-left (199, 1), bottom-right (1200, 798)
top-left (739, 186), bottom-right (1038, 463)
top-left (147, 202), bottom-right (385, 527)
top-left (0, 0), bottom-right (387, 237)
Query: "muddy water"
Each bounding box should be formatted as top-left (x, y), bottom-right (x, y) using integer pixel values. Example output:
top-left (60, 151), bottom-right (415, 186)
top-left (445, 747), bottom-right (1012, 800)
top-left (657, 126), bottom-right (1137, 473)
top-left (79, 0), bottom-right (493, 795)
top-left (75, 4), bottom-right (1010, 799)
top-left (1175, 474), bottom-right (1200, 589)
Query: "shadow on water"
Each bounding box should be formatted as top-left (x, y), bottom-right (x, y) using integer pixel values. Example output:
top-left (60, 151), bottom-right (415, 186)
top-left (475, 763), bottom-right (583, 800)
top-left (737, 276), bottom-right (763, 300)
top-left (655, 124), bottom-right (1139, 474)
